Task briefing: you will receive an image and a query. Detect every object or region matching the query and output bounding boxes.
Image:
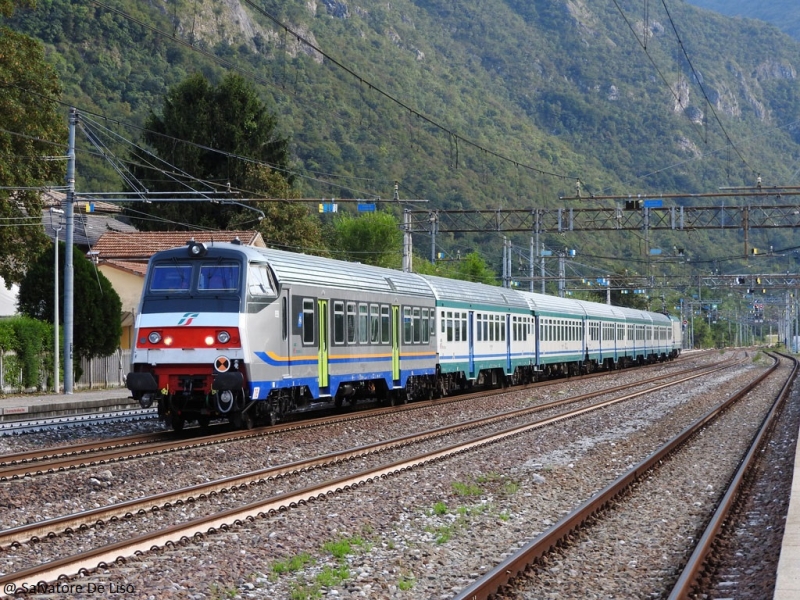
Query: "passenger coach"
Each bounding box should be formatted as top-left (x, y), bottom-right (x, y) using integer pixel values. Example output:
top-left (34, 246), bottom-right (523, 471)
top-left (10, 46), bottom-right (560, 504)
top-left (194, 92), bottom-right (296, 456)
top-left (127, 241), bottom-right (681, 430)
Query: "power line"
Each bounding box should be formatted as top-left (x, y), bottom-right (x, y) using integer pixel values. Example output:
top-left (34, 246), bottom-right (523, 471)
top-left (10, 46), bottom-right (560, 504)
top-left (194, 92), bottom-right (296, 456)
top-left (659, 0), bottom-right (752, 171)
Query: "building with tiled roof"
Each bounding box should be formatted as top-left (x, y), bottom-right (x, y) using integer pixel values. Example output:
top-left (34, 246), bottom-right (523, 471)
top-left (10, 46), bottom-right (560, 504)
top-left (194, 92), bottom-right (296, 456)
top-left (93, 231), bottom-right (265, 348)
top-left (41, 190), bottom-right (138, 248)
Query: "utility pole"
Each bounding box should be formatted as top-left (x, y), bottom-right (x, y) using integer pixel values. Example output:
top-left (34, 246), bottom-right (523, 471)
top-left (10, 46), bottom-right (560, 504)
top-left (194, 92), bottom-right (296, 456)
top-left (50, 208), bottom-right (64, 393)
top-left (402, 208), bottom-right (412, 272)
top-left (429, 211), bottom-right (437, 264)
top-left (64, 108), bottom-right (77, 394)
top-left (529, 237), bottom-right (535, 293)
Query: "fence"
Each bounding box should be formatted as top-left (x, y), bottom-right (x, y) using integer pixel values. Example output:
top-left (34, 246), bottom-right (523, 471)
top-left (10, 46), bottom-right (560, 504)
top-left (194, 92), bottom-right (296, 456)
top-left (0, 349), bottom-right (131, 394)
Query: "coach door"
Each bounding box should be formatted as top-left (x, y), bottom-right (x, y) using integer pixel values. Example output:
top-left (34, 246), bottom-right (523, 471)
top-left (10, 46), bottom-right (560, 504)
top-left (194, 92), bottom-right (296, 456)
top-left (505, 314), bottom-right (512, 374)
top-left (318, 299), bottom-right (329, 389)
top-left (468, 311), bottom-right (475, 379)
top-left (392, 305), bottom-right (400, 383)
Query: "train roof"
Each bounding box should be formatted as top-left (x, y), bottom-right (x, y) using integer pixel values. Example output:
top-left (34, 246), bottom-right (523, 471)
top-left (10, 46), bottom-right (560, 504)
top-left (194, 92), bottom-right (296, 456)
top-left (253, 247), bottom-right (434, 298)
top-left (420, 274), bottom-right (530, 310)
top-left (516, 290), bottom-right (587, 317)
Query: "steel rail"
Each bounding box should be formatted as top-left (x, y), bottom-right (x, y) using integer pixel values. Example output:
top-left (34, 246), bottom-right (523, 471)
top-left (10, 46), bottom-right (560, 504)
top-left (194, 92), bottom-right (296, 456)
top-left (0, 355), bottom-right (704, 481)
top-left (667, 352), bottom-right (799, 599)
top-left (0, 360), bottom-right (735, 550)
top-left (0, 358), bottom-right (737, 592)
top-left (0, 408), bottom-right (156, 436)
top-left (453, 355), bottom-right (781, 600)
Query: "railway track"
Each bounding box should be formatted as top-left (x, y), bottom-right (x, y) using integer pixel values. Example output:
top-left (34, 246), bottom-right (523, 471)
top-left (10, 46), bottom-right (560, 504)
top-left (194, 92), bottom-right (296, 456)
top-left (0, 354), bottom-right (745, 592)
top-left (453, 352), bottom-right (795, 600)
top-left (0, 354), bottom-right (714, 481)
top-left (0, 408), bottom-right (157, 436)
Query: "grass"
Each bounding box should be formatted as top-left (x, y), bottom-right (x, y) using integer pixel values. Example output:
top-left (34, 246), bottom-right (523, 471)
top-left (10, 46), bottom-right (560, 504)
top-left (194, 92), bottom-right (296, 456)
top-left (321, 535), bottom-right (373, 558)
top-left (475, 472), bottom-right (503, 483)
top-left (451, 481), bottom-right (482, 496)
top-left (208, 583), bottom-right (239, 600)
top-left (432, 501), bottom-right (448, 515)
top-left (431, 525), bottom-right (453, 544)
top-left (398, 575), bottom-right (416, 591)
top-left (316, 564), bottom-right (350, 588)
top-left (321, 538), bottom-right (353, 559)
top-left (288, 582), bottom-right (321, 600)
top-left (271, 552), bottom-right (315, 578)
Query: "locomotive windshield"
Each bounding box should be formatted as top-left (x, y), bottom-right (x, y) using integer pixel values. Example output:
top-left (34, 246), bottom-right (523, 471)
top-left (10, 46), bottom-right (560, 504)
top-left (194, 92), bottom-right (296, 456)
top-left (148, 262), bottom-right (241, 294)
top-left (199, 263), bottom-right (240, 291)
top-left (150, 264), bottom-right (192, 292)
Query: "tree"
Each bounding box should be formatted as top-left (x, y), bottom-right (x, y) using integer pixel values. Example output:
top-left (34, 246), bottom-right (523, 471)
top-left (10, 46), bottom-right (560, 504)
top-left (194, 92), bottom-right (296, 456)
top-left (454, 252), bottom-right (498, 285)
top-left (330, 211), bottom-right (403, 268)
top-left (129, 72), bottom-right (292, 231)
top-left (18, 242), bottom-right (122, 367)
top-left (227, 164), bottom-right (327, 254)
top-left (0, 0), bottom-right (66, 285)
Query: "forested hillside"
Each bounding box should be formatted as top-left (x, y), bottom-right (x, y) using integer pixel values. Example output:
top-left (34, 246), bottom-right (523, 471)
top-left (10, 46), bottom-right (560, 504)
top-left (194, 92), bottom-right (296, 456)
top-left (687, 1), bottom-right (800, 40)
top-left (7, 0), bottom-right (800, 275)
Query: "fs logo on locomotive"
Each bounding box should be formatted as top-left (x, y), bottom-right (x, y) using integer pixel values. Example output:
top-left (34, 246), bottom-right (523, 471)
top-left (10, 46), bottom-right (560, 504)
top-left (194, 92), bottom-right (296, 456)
top-left (177, 312), bottom-right (200, 326)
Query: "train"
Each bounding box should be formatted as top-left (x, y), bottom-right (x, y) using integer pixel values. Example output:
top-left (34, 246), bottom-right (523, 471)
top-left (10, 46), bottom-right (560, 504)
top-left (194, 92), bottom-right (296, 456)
top-left (126, 239), bottom-right (682, 431)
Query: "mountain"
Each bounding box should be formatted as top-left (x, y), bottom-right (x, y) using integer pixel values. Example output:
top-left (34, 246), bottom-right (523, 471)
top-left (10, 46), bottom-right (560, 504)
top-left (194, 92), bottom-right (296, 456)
top-left (7, 0), bottom-right (800, 275)
top-left (686, 1), bottom-right (800, 41)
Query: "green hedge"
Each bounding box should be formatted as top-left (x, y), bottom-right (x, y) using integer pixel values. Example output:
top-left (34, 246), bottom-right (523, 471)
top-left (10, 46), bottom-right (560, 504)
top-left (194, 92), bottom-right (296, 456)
top-left (0, 316), bottom-right (57, 392)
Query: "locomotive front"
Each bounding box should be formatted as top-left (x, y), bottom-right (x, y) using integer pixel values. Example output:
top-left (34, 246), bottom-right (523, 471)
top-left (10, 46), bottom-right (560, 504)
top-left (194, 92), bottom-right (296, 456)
top-left (126, 241), bottom-right (251, 431)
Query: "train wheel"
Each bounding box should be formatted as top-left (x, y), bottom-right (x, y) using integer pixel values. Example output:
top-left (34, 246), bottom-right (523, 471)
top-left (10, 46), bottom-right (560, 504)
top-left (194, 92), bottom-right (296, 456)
top-left (269, 410), bottom-right (280, 426)
top-left (171, 415), bottom-right (185, 433)
top-left (241, 411), bottom-right (255, 430)
top-left (198, 415), bottom-right (211, 430)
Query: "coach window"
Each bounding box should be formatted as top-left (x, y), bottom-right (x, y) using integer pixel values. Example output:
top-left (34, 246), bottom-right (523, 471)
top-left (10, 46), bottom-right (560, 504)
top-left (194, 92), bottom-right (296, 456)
top-left (430, 310), bottom-right (436, 338)
top-left (369, 304), bottom-right (380, 344)
top-left (441, 310), bottom-right (446, 335)
top-left (501, 316), bottom-right (506, 341)
top-left (454, 311), bottom-right (461, 342)
top-left (422, 308), bottom-right (430, 343)
top-left (381, 305), bottom-right (390, 344)
top-left (461, 313), bottom-right (467, 342)
top-left (302, 299), bottom-right (315, 345)
top-left (446, 311), bottom-right (453, 342)
top-left (346, 302), bottom-right (356, 344)
top-left (333, 301), bottom-right (345, 345)
top-left (413, 308), bottom-right (421, 343)
top-left (359, 304), bottom-right (369, 344)
top-left (404, 307), bottom-right (412, 344)
top-left (282, 297), bottom-right (288, 340)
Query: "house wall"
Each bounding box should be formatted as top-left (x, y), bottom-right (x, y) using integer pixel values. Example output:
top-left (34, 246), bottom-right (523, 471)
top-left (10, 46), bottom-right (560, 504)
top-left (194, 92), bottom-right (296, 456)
top-left (98, 265), bottom-right (144, 350)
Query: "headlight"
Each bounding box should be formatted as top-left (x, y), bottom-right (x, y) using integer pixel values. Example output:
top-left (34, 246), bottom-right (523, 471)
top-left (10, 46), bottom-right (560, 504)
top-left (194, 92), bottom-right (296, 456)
top-left (217, 330), bottom-right (231, 344)
top-left (148, 331), bottom-right (162, 344)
